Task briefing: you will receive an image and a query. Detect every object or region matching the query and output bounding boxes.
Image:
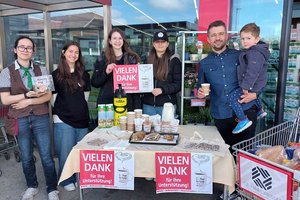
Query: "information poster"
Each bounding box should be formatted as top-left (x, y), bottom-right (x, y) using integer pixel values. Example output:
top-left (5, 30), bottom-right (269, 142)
top-left (155, 152), bottom-right (212, 194)
top-left (80, 150), bottom-right (134, 190)
top-left (113, 64), bottom-right (153, 93)
top-left (238, 152), bottom-right (293, 200)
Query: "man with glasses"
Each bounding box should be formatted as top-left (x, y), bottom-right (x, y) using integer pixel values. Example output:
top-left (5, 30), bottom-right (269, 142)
top-left (197, 20), bottom-right (259, 149)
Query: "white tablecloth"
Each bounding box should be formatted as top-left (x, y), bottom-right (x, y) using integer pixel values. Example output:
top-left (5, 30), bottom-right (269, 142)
top-left (59, 125), bottom-right (236, 193)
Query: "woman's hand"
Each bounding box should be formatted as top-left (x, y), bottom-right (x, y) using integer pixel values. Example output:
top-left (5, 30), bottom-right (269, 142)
top-left (106, 63), bottom-right (115, 74)
top-left (152, 88), bottom-right (162, 96)
top-left (26, 91), bottom-right (47, 98)
top-left (11, 99), bottom-right (31, 109)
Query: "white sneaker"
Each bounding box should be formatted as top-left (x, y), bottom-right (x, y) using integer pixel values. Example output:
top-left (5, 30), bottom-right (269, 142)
top-left (21, 187), bottom-right (39, 200)
top-left (48, 190), bottom-right (59, 200)
top-left (63, 183), bottom-right (76, 191)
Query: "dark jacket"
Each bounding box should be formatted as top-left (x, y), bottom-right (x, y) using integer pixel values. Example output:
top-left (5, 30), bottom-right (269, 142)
top-left (238, 42), bottom-right (270, 93)
top-left (142, 54), bottom-right (182, 107)
top-left (91, 52), bottom-right (141, 111)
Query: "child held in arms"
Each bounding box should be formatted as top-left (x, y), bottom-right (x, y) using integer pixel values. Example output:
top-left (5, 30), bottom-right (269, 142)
top-left (229, 22), bottom-right (270, 134)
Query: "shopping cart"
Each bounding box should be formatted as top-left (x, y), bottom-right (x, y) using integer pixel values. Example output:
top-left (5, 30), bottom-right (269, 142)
top-left (232, 107), bottom-right (300, 200)
top-left (0, 104), bottom-right (20, 165)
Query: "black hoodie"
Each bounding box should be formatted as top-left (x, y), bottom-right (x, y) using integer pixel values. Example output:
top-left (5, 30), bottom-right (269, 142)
top-left (237, 41), bottom-right (270, 93)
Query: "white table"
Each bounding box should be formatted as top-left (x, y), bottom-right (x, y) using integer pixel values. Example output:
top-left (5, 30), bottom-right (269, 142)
top-left (59, 125), bottom-right (236, 199)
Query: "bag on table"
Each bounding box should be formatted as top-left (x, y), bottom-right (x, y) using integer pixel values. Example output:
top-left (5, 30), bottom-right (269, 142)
top-left (4, 116), bottom-right (18, 136)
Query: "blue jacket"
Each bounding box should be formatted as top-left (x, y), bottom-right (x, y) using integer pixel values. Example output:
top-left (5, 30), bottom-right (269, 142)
top-left (238, 42), bottom-right (270, 93)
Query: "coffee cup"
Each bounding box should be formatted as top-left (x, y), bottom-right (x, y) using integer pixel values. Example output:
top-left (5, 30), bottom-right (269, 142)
top-left (201, 83), bottom-right (210, 96)
top-left (134, 118), bottom-right (144, 131)
top-left (118, 168), bottom-right (132, 184)
top-left (134, 109), bottom-right (143, 118)
top-left (195, 172), bottom-right (211, 187)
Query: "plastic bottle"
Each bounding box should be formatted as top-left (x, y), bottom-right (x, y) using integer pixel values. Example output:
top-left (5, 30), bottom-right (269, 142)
top-left (196, 41), bottom-right (203, 60)
top-left (113, 84), bottom-right (127, 126)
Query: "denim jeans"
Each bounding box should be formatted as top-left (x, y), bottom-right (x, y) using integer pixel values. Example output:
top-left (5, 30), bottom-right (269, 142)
top-left (54, 122), bottom-right (88, 186)
top-left (143, 104), bottom-right (177, 118)
top-left (17, 113), bottom-right (58, 193)
top-left (143, 104), bottom-right (164, 116)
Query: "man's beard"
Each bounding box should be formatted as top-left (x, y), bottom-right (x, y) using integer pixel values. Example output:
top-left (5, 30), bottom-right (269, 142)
top-left (212, 41), bottom-right (226, 52)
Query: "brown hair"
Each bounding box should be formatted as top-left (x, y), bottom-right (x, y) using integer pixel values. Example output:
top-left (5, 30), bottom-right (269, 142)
top-left (14, 36), bottom-right (35, 59)
top-left (56, 41), bottom-right (85, 92)
top-left (240, 23), bottom-right (260, 38)
top-left (207, 20), bottom-right (227, 35)
top-left (147, 46), bottom-right (171, 81)
top-left (105, 28), bottom-right (140, 64)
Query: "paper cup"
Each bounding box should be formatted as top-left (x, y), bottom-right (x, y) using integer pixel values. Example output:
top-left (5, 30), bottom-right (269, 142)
top-left (142, 114), bottom-right (150, 122)
top-left (134, 109), bottom-right (143, 118)
top-left (143, 121), bottom-right (152, 133)
top-left (127, 123), bottom-right (134, 132)
top-left (119, 116), bottom-right (127, 124)
top-left (201, 83), bottom-right (210, 96)
top-left (134, 118), bottom-right (144, 132)
top-left (154, 124), bottom-right (161, 132)
top-left (119, 122), bottom-right (127, 131)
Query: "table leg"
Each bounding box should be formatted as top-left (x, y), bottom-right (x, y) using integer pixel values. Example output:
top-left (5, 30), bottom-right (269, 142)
top-left (222, 185), bottom-right (229, 200)
top-left (76, 173), bottom-right (84, 200)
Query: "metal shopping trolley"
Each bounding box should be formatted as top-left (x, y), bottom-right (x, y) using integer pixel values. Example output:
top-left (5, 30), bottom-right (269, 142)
top-left (0, 104), bottom-right (20, 167)
top-left (232, 107), bottom-right (300, 200)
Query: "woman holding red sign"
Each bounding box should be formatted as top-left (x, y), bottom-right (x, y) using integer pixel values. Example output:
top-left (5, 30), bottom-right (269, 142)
top-left (142, 31), bottom-right (182, 117)
top-left (91, 28), bottom-right (141, 111)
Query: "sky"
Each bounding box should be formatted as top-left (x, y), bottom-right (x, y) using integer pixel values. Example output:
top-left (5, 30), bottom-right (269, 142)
top-left (110, 0), bottom-right (198, 25)
top-left (32, 0), bottom-right (283, 41)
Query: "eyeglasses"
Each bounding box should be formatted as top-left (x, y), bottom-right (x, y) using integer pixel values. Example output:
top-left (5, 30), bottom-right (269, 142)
top-left (17, 46), bottom-right (33, 53)
top-left (209, 32), bottom-right (226, 38)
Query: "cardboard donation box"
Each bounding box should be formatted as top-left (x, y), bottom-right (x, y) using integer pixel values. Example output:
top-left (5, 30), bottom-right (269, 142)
top-left (113, 64), bottom-right (153, 93)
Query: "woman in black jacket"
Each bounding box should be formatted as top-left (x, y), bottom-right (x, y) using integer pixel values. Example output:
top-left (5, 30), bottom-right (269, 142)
top-left (142, 31), bottom-right (182, 116)
top-left (91, 28), bottom-right (141, 111)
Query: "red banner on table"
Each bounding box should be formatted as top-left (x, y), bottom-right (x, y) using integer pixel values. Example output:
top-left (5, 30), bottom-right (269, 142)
top-left (113, 64), bottom-right (153, 93)
top-left (156, 152), bottom-right (213, 194)
top-left (80, 150), bottom-right (114, 188)
top-left (155, 152), bottom-right (191, 193)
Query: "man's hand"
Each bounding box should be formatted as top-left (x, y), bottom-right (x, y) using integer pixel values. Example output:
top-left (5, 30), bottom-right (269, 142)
top-left (238, 92), bottom-right (257, 104)
top-left (242, 89), bottom-right (249, 95)
top-left (197, 88), bottom-right (206, 99)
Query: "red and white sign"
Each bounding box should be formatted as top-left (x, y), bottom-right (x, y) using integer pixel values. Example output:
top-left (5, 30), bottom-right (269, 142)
top-left (113, 64), bottom-right (153, 93)
top-left (238, 152), bottom-right (293, 200)
top-left (155, 152), bottom-right (212, 194)
top-left (80, 150), bottom-right (134, 190)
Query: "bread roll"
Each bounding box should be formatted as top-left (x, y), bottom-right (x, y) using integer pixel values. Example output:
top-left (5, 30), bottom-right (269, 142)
top-left (256, 145), bottom-right (286, 164)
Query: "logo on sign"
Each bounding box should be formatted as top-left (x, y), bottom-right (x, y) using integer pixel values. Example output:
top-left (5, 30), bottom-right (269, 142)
top-left (252, 166), bottom-right (272, 190)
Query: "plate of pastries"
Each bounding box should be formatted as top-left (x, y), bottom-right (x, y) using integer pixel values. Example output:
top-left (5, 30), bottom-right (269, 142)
top-left (129, 131), bottom-right (179, 145)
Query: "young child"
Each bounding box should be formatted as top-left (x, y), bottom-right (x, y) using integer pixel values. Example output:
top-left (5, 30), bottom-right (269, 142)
top-left (230, 23), bottom-right (270, 134)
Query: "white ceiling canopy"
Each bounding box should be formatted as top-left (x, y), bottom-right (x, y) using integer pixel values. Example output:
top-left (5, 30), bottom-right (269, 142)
top-left (0, 0), bottom-right (111, 16)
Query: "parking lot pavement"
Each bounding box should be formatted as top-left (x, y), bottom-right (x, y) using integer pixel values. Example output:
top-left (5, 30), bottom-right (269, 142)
top-left (0, 151), bottom-right (224, 200)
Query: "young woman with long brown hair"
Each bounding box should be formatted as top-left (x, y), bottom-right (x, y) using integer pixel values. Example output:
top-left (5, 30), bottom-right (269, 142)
top-left (91, 28), bottom-right (141, 111)
top-left (52, 41), bottom-right (91, 192)
top-left (142, 31), bottom-right (182, 116)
